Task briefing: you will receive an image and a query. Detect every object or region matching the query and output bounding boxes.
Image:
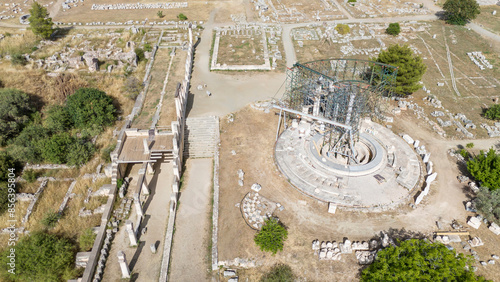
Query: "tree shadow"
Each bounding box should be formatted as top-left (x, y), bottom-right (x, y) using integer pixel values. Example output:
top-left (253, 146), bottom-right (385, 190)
top-left (52, 26), bottom-right (74, 40)
top-left (435, 11), bottom-right (446, 21)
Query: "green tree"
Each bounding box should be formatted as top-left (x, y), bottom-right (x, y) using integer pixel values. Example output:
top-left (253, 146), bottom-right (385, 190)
top-left (484, 104), bottom-right (500, 120)
top-left (11, 124), bottom-right (47, 163)
top-left (177, 13), bottom-right (188, 20)
top-left (261, 264), bottom-right (295, 282)
top-left (66, 139), bottom-right (96, 167)
top-left (0, 88), bottom-right (34, 145)
top-left (386, 23), bottom-right (401, 36)
top-left (0, 231), bottom-right (76, 281)
top-left (66, 88), bottom-right (116, 129)
top-left (335, 24), bottom-right (350, 35)
top-left (467, 148), bottom-right (500, 191)
top-left (29, 1), bottom-right (55, 39)
top-left (43, 105), bottom-right (73, 133)
top-left (474, 187), bottom-right (500, 225)
top-left (78, 228), bottom-right (97, 251)
top-left (443, 0), bottom-right (480, 26)
top-left (361, 239), bottom-right (487, 281)
top-left (373, 44), bottom-right (427, 96)
top-left (41, 132), bottom-right (75, 164)
top-left (0, 151), bottom-right (21, 182)
top-left (254, 217), bottom-right (288, 255)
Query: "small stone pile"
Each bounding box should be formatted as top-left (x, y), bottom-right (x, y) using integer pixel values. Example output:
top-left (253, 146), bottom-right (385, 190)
top-left (118, 177), bottom-right (130, 198)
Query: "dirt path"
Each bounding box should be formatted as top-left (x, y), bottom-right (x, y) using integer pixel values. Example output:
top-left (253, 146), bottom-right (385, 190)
top-left (187, 16), bottom-right (286, 117)
top-left (169, 158), bottom-right (213, 282)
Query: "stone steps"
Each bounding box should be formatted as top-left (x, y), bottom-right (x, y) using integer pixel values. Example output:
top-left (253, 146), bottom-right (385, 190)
top-left (184, 116), bottom-right (219, 158)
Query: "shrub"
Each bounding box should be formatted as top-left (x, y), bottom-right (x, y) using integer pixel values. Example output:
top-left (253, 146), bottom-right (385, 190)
top-left (41, 132), bottom-right (75, 164)
top-left (66, 88), bottom-right (116, 129)
top-left (261, 264), bottom-right (295, 282)
top-left (177, 13), bottom-right (188, 20)
top-left (484, 104), bottom-right (500, 120)
top-left (11, 124), bottom-right (47, 163)
top-left (474, 187), bottom-right (500, 225)
top-left (254, 217), bottom-right (288, 255)
top-left (78, 228), bottom-right (97, 251)
top-left (466, 142), bottom-right (475, 149)
top-left (335, 24), bottom-right (350, 35)
top-left (0, 88), bottom-right (34, 145)
top-left (23, 169), bottom-right (38, 183)
top-left (467, 148), bottom-right (500, 191)
top-left (157, 10), bottom-right (164, 18)
top-left (43, 105), bottom-right (72, 133)
top-left (135, 47), bottom-right (145, 62)
top-left (144, 43), bottom-right (153, 52)
top-left (0, 151), bottom-right (21, 182)
top-left (122, 76), bottom-right (143, 100)
top-left (386, 23), bottom-right (401, 36)
top-left (0, 231), bottom-right (76, 281)
top-left (459, 149), bottom-right (470, 159)
top-left (101, 143), bottom-right (116, 163)
top-left (41, 210), bottom-right (62, 228)
top-left (66, 139), bottom-right (96, 167)
top-left (11, 53), bottom-right (27, 65)
top-left (361, 239), bottom-right (485, 281)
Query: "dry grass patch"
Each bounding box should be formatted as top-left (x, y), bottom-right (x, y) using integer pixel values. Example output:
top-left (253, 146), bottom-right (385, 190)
top-left (25, 180), bottom-right (73, 230)
top-left (0, 30), bottom-right (38, 56)
top-left (217, 35), bottom-right (264, 66)
top-left (0, 200), bottom-right (30, 229)
top-left (474, 6), bottom-right (500, 35)
top-left (17, 181), bottom-right (42, 194)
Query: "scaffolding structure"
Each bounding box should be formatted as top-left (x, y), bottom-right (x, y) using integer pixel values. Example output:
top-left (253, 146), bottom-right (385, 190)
top-left (279, 59), bottom-right (398, 164)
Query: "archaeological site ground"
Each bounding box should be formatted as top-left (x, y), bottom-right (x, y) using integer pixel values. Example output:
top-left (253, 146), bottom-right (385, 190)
top-left (0, 0), bottom-right (499, 281)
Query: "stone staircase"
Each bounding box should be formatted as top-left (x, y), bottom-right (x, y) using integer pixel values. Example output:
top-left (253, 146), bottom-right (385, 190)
top-left (184, 116), bottom-right (219, 158)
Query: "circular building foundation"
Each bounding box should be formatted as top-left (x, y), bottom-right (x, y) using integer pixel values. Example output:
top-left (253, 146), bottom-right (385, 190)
top-left (275, 119), bottom-right (423, 212)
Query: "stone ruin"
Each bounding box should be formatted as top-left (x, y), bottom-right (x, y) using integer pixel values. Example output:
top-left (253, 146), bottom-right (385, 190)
top-left (467, 52), bottom-right (493, 70)
top-left (240, 190), bottom-right (277, 230)
top-left (312, 237), bottom-right (378, 264)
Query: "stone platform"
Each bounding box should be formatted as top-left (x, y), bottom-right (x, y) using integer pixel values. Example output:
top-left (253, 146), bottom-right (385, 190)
top-left (274, 119), bottom-right (422, 212)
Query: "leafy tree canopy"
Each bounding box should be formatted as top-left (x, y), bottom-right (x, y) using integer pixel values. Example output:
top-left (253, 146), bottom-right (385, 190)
top-left (43, 105), bottom-right (73, 133)
top-left (254, 217), bottom-right (288, 255)
top-left (361, 239), bottom-right (488, 281)
top-left (484, 104), bottom-right (500, 120)
top-left (443, 0), bottom-right (480, 26)
top-left (29, 1), bottom-right (54, 39)
top-left (0, 151), bottom-right (21, 182)
top-left (0, 231), bottom-right (76, 281)
top-left (65, 88), bottom-right (116, 129)
top-left (467, 148), bottom-right (500, 191)
top-left (11, 123), bottom-right (47, 162)
top-left (66, 140), bottom-right (96, 167)
top-left (0, 88), bottom-right (34, 145)
top-left (386, 23), bottom-right (401, 36)
top-left (474, 186), bottom-right (500, 225)
top-left (373, 44), bottom-right (427, 96)
top-left (41, 132), bottom-right (75, 164)
top-left (177, 13), bottom-right (188, 20)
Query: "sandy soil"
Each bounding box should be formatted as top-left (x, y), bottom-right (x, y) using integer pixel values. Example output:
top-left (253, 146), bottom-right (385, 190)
top-left (169, 158), bottom-right (214, 281)
top-left (102, 161), bottom-right (173, 281)
top-left (216, 106), bottom-right (500, 281)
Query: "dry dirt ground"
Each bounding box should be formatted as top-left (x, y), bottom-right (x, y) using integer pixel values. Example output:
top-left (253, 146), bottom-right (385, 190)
top-left (169, 158), bottom-right (213, 282)
top-left (102, 161), bottom-right (173, 281)
top-left (216, 105), bottom-right (500, 281)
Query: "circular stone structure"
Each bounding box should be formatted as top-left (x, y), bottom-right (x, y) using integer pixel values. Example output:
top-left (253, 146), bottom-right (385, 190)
top-left (275, 118), bottom-right (422, 211)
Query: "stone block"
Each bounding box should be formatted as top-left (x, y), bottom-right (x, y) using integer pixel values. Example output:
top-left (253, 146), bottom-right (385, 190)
top-left (489, 223), bottom-right (500, 235)
top-left (328, 203), bottom-right (337, 214)
top-left (150, 243), bottom-right (157, 254)
top-left (402, 134), bottom-right (414, 144)
top-left (251, 183), bottom-right (262, 192)
top-left (224, 270), bottom-right (236, 277)
top-left (468, 216), bottom-right (482, 229)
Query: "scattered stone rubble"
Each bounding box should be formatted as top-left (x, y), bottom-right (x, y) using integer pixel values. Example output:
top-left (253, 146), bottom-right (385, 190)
top-left (312, 237), bottom-right (376, 264)
top-left (467, 52), bottom-right (493, 70)
top-left (91, 2), bottom-right (187, 10)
